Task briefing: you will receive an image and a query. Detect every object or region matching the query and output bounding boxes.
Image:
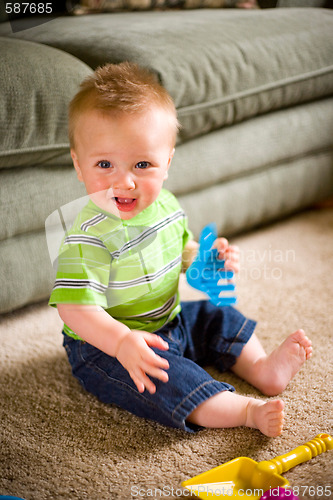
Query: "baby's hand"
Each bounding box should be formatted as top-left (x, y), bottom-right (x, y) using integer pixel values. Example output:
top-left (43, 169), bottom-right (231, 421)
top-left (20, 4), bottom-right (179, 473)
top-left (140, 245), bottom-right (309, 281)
top-left (115, 330), bottom-right (169, 394)
top-left (213, 237), bottom-right (240, 274)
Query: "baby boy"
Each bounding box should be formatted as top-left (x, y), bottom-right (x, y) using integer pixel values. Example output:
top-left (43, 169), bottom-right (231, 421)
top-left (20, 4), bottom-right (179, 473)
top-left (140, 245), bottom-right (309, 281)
top-left (49, 62), bottom-right (312, 434)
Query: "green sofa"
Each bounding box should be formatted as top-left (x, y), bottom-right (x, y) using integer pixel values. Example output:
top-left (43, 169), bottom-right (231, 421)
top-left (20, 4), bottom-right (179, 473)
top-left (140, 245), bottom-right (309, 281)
top-left (0, 4), bottom-right (332, 314)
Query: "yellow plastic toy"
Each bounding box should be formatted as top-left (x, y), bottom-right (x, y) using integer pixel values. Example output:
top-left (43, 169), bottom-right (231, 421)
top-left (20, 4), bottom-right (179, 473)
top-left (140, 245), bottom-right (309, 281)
top-left (182, 433), bottom-right (333, 499)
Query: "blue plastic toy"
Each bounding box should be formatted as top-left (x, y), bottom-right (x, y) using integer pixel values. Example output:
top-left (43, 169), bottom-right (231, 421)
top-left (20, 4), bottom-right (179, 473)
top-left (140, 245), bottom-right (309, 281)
top-left (186, 223), bottom-right (237, 306)
top-left (0, 497), bottom-right (25, 500)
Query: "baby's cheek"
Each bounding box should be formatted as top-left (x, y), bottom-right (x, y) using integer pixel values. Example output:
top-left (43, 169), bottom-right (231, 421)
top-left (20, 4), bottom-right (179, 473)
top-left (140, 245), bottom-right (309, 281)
top-left (144, 178), bottom-right (163, 197)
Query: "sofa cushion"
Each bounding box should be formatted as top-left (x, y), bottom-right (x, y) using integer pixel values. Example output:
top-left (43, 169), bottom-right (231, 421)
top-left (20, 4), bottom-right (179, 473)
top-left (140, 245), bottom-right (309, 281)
top-left (0, 166), bottom-right (86, 242)
top-left (165, 98), bottom-right (333, 196)
top-left (0, 37), bottom-right (93, 169)
top-left (1, 8), bottom-right (332, 143)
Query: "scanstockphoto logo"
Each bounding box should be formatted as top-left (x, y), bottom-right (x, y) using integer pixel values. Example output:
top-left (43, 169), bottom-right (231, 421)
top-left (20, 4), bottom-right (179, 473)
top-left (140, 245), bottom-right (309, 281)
top-left (131, 482), bottom-right (266, 497)
top-left (0, 0), bottom-right (77, 33)
top-left (130, 482), bottom-right (236, 497)
top-left (236, 245), bottom-right (296, 283)
top-left (186, 481), bottom-right (235, 496)
top-left (183, 483), bottom-right (265, 498)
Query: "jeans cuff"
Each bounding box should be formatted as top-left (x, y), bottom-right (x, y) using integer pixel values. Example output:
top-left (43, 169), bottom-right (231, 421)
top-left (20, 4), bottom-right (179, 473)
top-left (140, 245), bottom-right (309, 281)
top-left (172, 380), bottom-right (235, 432)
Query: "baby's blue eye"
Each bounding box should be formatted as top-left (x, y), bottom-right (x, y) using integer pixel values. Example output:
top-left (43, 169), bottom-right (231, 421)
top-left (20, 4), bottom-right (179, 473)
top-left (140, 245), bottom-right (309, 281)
top-left (98, 160), bottom-right (111, 169)
top-left (136, 161), bottom-right (150, 169)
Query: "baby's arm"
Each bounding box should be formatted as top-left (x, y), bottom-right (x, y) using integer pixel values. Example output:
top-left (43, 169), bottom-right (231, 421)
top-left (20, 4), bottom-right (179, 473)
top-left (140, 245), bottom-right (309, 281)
top-left (182, 240), bottom-right (199, 271)
top-left (57, 303), bottom-right (169, 394)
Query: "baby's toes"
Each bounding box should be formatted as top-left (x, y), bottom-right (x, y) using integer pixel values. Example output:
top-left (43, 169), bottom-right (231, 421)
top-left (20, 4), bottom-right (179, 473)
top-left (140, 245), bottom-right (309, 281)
top-left (298, 333), bottom-right (312, 359)
top-left (269, 422), bottom-right (284, 437)
top-left (292, 328), bottom-right (307, 343)
top-left (268, 411), bottom-right (284, 436)
top-left (269, 399), bottom-right (285, 413)
top-left (302, 334), bottom-right (312, 348)
top-left (305, 344), bottom-right (313, 360)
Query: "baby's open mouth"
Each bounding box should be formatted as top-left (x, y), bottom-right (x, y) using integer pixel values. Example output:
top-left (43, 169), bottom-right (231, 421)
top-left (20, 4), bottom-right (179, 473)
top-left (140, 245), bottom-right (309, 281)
top-left (112, 197), bottom-right (137, 212)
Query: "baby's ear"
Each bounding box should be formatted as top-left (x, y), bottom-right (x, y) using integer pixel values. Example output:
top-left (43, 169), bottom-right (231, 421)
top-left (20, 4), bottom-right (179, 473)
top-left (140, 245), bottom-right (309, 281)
top-left (168, 147), bottom-right (175, 167)
top-left (164, 148), bottom-right (175, 180)
top-left (71, 150), bottom-right (83, 182)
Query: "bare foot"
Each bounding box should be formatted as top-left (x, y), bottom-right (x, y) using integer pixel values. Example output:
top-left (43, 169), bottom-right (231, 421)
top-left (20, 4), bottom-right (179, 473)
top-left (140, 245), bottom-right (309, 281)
top-left (255, 329), bottom-right (312, 396)
top-left (246, 399), bottom-right (285, 437)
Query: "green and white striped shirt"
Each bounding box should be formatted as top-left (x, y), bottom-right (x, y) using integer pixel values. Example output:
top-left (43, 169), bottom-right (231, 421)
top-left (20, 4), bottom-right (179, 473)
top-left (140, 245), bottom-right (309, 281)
top-left (49, 189), bottom-right (192, 339)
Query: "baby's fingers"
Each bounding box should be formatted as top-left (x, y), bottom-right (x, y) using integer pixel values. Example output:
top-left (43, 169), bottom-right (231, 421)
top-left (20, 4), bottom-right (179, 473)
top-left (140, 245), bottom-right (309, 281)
top-left (224, 259), bottom-right (240, 274)
top-left (142, 361), bottom-right (169, 384)
top-left (130, 370), bottom-right (156, 394)
top-left (139, 350), bottom-right (169, 388)
top-left (141, 331), bottom-right (170, 352)
top-left (217, 244), bottom-right (240, 260)
top-left (131, 360), bottom-right (169, 394)
top-left (223, 245), bottom-right (240, 273)
top-left (143, 346), bottom-right (170, 371)
top-left (225, 244), bottom-right (240, 257)
top-left (213, 237), bottom-right (229, 255)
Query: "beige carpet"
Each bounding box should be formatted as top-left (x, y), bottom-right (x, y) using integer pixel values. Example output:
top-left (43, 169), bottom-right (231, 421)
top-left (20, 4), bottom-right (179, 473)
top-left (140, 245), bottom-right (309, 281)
top-left (1, 208), bottom-right (332, 500)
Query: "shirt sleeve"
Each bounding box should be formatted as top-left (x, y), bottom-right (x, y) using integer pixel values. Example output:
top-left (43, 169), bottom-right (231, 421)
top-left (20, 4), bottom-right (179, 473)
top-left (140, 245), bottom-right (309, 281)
top-left (164, 189), bottom-right (193, 248)
top-left (49, 233), bottom-right (112, 308)
top-left (182, 215), bottom-right (194, 249)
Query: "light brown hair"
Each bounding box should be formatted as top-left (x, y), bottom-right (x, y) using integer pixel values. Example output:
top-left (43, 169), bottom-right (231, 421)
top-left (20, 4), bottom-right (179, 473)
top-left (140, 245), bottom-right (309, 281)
top-left (69, 62), bottom-right (179, 148)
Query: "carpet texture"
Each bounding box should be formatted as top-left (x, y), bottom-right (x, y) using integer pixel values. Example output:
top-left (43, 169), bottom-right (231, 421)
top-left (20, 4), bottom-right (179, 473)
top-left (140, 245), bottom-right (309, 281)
top-left (1, 208), bottom-right (332, 500)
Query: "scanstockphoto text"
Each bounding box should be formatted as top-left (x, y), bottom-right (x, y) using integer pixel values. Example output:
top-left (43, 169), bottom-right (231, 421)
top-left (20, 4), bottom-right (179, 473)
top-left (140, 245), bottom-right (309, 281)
top-left (236, 245), bottom-right (296, 282)
top-left (130, 484), bottom-right (332, 497)
top-left (184, 244), bottom-right (296, 284)
top-left (130, 484), bottom-right (264, 497)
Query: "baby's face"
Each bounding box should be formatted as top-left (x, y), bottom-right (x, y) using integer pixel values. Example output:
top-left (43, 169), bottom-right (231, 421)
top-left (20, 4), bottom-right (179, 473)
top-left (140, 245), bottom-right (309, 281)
top-left (71, 107), bottom-right (175, 220)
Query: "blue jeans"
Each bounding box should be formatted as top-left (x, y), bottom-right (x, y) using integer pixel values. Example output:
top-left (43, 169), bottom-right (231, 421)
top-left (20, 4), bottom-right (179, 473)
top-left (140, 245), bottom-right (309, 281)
top-left (62, 300), bottom-right (256, 432)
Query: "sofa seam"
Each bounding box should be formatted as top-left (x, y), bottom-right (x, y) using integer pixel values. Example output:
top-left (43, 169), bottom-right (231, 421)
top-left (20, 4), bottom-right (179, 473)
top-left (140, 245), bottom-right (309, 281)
top-left (177, 66), bottom-right (333, 116)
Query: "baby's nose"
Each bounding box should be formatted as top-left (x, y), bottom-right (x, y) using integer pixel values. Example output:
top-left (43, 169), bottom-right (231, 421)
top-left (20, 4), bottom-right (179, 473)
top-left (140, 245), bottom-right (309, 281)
top-left (113, 172), bottom-right (135, 190)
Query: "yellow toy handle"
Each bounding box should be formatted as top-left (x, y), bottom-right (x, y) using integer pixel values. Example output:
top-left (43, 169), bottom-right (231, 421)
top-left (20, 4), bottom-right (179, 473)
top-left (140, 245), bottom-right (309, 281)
top-left (259, 434), bottom-right (333, 476)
